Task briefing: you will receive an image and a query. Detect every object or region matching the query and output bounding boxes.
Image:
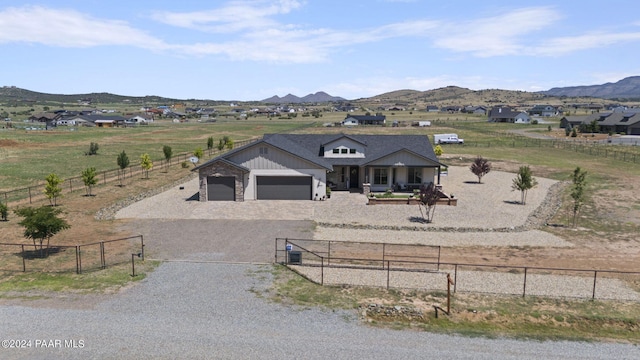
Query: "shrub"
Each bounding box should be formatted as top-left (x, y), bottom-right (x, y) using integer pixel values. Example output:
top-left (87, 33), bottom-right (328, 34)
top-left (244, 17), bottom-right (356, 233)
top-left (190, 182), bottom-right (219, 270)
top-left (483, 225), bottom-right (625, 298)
top-left (0, 201), bottom-right (8, 221)
top-left (181, 161), bottom-right (190, 168)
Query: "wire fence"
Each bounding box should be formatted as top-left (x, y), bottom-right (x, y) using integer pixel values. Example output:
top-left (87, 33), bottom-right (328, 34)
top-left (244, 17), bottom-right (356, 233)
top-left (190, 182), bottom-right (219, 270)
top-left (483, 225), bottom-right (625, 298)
top-left (276, 238), bottom-right (640, 302)
top-left (0, 235), bottom-right (144, 274)
top-left (1, 138), bottom-right (258, 207)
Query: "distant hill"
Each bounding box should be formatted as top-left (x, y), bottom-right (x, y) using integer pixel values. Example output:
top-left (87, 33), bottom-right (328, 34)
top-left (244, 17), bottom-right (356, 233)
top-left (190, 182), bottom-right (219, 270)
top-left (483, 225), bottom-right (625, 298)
top-left (261, 91), bottom-right (346, 104)
top-left (0, 86), bottom-right (182, 105)
top-left (542, 76), bottom-right (640, 99)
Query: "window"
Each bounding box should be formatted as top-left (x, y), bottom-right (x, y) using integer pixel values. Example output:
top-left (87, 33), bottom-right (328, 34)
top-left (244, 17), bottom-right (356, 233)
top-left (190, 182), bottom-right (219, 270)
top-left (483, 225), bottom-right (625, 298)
top-left (259, 147), bottom-right (268, 155)
top-left (373, 168), bottom-right (388, 185)
top-left (333, 148), bottom-right (339, 154)
top-left (349, 148), bottom-right (356, 154)
top-left (408, 168), bottom-right (422, 184)
top-left (341, 148), bottom-right (348, 154)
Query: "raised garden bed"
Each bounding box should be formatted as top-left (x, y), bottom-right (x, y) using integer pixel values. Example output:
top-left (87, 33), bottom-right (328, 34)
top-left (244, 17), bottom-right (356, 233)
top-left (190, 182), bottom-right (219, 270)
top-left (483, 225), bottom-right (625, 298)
top-left (367, 196), bottom-right (457, 206)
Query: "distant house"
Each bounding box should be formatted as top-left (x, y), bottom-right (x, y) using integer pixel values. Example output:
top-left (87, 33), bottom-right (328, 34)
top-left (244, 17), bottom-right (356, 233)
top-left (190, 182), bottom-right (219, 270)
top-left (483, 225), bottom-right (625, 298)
top-left (426, 105), bottom-right (439, 112)
top-left (342, 115), bottom-right (386, 126)
top-left (560, 112), bottom-right (640, 135)
top-left (441, 106), bottom-right (461, 113)
top-left (127, 114), bottom-right (154, 124)
top-left (488, 106), bottom-right (531, 123)
top-left (529, 105), bottom-right (559, 117)
top-left (463, 106), bottom-right (487, 115)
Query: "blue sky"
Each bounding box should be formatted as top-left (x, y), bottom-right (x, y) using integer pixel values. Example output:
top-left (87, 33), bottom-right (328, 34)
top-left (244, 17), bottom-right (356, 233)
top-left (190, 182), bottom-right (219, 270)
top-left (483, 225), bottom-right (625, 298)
top-left (1, 0), bottom-right (639, 101)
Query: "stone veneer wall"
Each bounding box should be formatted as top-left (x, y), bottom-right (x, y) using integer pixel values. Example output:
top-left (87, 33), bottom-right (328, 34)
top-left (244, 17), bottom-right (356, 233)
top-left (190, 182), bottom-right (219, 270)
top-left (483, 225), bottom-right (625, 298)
top-left (198, 162), bottom-right (246, 202)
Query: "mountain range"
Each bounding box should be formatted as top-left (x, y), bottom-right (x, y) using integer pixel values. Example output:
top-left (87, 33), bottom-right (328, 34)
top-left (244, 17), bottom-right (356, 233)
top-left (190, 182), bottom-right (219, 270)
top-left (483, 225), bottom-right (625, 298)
top-left (261, 91), bottom-right (346, 104)
top-left (1, 77), bottom-right (639, 105)
top-left (541, 76), bottom-right (640, 99)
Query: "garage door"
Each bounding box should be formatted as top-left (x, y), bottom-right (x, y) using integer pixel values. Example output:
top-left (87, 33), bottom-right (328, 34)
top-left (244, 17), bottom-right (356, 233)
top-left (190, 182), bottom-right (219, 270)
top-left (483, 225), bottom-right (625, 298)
top-left (207, 176), bottom-right (235, 201)
top-left (256, 176), bottom-right (312, 200)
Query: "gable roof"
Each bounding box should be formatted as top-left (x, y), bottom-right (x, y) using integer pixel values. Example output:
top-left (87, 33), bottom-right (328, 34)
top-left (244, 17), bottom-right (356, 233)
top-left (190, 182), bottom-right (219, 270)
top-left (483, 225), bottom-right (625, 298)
top-left (194, 134), bottom-right (443, 172)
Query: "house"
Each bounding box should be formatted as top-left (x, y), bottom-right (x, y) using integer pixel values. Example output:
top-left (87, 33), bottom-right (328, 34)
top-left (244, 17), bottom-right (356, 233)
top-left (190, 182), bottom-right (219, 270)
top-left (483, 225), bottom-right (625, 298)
top-left (529, 105), bottom-right (559, 117)
top-left (127, 114), bottom-right (154, 124)
top-left (342, 114), bottom-right (386, 126)
top-left (560, 112), bottom-right (640, 135)
top-left (488, 106), bottom-right (531, 123)
top-left (426, 105), bottom-right (439, 112)
top-left (463, 106), bottom-right (487, 115)
top-left (193, 134), bottom-right (445, 201)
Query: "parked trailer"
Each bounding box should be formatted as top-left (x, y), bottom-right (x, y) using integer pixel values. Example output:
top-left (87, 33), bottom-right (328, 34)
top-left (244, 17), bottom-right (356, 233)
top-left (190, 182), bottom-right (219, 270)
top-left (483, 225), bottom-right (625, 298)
top-left (433, 133), bottom-right (464, 144)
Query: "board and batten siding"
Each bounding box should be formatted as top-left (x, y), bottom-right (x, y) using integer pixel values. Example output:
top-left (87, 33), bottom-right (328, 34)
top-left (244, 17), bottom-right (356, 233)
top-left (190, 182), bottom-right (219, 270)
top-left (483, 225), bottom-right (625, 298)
top-left (228, 144), bottom-right (323, 170)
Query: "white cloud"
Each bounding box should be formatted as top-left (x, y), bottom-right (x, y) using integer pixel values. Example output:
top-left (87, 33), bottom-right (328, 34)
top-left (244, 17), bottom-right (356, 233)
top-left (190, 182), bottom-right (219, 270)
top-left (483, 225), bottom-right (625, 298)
top-left (432, 7), bottom-right (562, 57)
top-left (0, 5), bottom-right (168, 49)
top-left (531, 31), bottom-right (640, 56)
top-left (150, 0), bottom-right (303, 33)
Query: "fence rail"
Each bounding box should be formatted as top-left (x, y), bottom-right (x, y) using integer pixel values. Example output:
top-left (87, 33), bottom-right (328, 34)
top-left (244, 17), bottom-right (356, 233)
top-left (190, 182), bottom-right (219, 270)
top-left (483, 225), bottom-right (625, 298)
top-left (1, 138), bottom-right (258, 207)
top-left (276, 238), bottom-right (640, 302)
top-left (0, 235), bottom-right (144, 274)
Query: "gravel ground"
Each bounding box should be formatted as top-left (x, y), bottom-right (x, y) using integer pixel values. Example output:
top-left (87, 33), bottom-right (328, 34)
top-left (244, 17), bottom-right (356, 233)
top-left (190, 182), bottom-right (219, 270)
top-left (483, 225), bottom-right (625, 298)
top-left (1, 262), bottom-right (638, 359)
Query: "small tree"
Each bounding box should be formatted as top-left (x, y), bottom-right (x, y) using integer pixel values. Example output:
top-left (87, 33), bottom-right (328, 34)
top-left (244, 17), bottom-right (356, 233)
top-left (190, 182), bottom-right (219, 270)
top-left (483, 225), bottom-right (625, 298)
top-left (434, 145), bottom-right (443, 156)
top-left (44, 173), bottom-right (63, 206)
top-left (511, 166), bottom-right (538, 205)
top-left (217, 139), bottom-right (225, 151)
top-left (117, 150), bottom-right (130, 186)
top-left (470, 156), bottom-right (491, 184)
top-left (569, 167), bottom-right (588, 227)
top-left (207, 136), bottom-right (214, 151)
top-left (15, 206), bottom-right (70, 257)
top-left (163, 145), bottom-right (173, 168)
top-left (193, 147), bottom-right (203, 160)
top-left (225, 138), bottom-right (234, 150)
top-left (0, 201), bottom-right (8, 221)
top-left (82, 167), bottom-right (98, 196)
top-left (417, 182), bottom-right (440, 223)
top-left (86, 142), bottom-right (99, 155)
top-left (571, 127), bottom-right (577, 137)
top-left (140, 153), bottom-right (153, 179)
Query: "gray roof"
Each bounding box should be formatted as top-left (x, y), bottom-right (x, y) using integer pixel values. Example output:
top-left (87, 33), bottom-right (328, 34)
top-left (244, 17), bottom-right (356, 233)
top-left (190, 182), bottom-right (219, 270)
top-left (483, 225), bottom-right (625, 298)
top-left (195, 133), bottom-right (442, 171)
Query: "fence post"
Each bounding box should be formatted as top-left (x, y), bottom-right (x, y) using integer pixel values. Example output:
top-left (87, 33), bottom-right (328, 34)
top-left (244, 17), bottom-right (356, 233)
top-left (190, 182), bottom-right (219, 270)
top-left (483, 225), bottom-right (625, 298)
top-left (382, 243), bottom-right (386, 269)
top-left (274, 238), bottom-right (278, 264)
top-left (75, 246), bottom-right (80, 274)
top-left (21, 244), bottom-right (26, 272)
top-left (453, 264), bottom-right (458, 293)
top-left (141, 235), bottom-right (145, 261)
top-left (387, 261), bottom-right (390, 289)
top-left (28, 187), bottom-right (32, 204)
top-left (592, 271), bottom-right (598, 300)
top-left (78, 246), bottom-right (82, 274)
top-left (321, 256), bottom-right (324, 285)
top-left (327, 241), bottom-right (331, 266)
top-left (523, 267), bottom-right (528, 298)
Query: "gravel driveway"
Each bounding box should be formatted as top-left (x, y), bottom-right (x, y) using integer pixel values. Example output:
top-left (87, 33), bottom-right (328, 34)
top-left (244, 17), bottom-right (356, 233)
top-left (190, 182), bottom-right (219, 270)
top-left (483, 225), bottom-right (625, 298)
top-left (114, 167), bottom-right (570, 262)
top-left (2, 262), bottom-right (638, 359)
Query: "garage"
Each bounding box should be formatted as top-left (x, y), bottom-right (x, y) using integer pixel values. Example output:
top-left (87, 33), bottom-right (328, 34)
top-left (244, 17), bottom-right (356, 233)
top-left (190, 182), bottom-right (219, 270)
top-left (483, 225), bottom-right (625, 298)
top-left (256, 176), bottom-right (312, 200)
top-left (207, 176), bottom-right (236, 201)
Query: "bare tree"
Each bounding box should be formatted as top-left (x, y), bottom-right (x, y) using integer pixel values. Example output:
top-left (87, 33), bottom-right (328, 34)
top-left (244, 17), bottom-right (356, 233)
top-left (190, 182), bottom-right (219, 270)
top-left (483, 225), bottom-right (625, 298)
top-left (417, 182), bottom-right (440, 223)
top-left (470, 156), bottom-right (491, 184)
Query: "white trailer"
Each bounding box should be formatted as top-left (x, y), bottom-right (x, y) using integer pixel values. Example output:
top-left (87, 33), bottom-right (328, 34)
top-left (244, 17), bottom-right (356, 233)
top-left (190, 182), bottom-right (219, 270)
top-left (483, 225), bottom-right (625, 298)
top-left (434, 133), bottom-right (464, 144)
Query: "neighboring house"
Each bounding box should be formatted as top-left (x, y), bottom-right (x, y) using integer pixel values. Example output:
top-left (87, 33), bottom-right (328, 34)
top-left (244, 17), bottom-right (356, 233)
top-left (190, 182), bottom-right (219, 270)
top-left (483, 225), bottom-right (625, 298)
top-left (529, 105), bottom-right (559, 117)
top-left (193, 134), bottom-right (445, 201)
top-left (560, 112), bottom-right (640, 134)
top-left (463, 106), bottom-right (487, 115)
top-left (488, 106), bottom-right (531, 123)
top-left (426, 105), bottom-right (439, 112)
top-left (342, 115), bottom-right (386, 126)
top-left (127, 114), bottom-right (154, 124)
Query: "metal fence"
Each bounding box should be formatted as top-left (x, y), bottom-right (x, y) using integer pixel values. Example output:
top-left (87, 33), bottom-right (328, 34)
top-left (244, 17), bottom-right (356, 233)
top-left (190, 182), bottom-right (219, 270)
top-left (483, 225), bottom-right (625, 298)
top-left (0, 235), bottom-right (144, 274)
top-left (275, 238), bottom-right (640, 302)
top-left (1, 138), bottom-right (258, 207)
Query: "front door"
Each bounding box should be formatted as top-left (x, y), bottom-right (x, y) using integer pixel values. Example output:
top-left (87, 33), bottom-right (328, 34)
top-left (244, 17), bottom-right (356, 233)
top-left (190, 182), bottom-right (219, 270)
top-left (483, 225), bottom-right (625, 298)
top-left (349, 166), bottom-right (359, 189)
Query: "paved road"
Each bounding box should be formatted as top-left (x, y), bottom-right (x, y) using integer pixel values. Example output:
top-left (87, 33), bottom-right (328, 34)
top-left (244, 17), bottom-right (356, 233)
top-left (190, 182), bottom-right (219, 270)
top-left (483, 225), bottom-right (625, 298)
top-left (2, 262), bottom-right (638, 359)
